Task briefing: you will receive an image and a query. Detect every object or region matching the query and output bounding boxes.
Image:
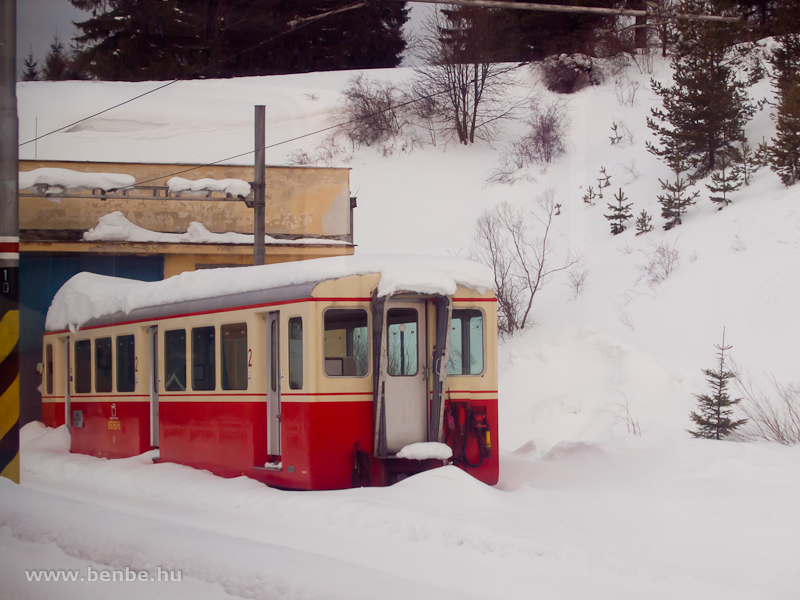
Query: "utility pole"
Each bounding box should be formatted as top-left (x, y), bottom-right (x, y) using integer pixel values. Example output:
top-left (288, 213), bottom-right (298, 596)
top-left (0, 0), bottom-right (20, 483)
top-left (254, 106), bottom-right (265, 266)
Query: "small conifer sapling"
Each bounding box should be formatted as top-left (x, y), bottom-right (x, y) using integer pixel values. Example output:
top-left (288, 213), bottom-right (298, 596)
top-left (688, 329), bottom-right (747, 440)
top-left (706, 147), bottom-right (743, 209)
top-left (635, 210), bottom-right (653, 235)
top-left (605, 188), bottom-right (633, 235)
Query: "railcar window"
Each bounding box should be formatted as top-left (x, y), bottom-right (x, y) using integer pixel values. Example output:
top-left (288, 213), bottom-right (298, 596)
top-left (116, 335), bottom-right (136, 393)
top-left (387, 308), bottom-right (418, 376)
top-left (289, 317), bottom-right (303, 389)
top-left (95, 337), bottom-right (113, 393)
top-left (45, 344), bottom-right (53, 395)
top-left (221, 323), bottom-right (247, 391)
top-left (164, 330), bottom-right (187, 391)
top-left (74, 340), bottom-right (91, 394)
top-left (323, 309), bottom-right (369, 377)
top-left (447, 309), bottom-right (484, 376)
top-left (192, 326), bottom-right (216, 391)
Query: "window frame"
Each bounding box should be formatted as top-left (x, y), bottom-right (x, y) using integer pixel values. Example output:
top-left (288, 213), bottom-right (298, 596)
top-left (220, 322), bottom-right (248, 391)
top-left (191, 325), bottom-right (216, 392)
top-left (116, 334), bottom-right (136, 393)
top-left (163, 329), bottom-right (187, 392)
top-left (447, 307), bottom-right (486, 377)
top-left (74, 339), bottom-right (92, 394)
top-left (322, 307), bottom-right (371, 378)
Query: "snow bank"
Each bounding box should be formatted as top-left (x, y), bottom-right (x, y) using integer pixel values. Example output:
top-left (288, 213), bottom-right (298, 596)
top-left (45, 254), bottom-right (493, 331)
top-left (19, 168), bottom-right (135, 193)
top-left (166, 176), bottom-right (251, 198)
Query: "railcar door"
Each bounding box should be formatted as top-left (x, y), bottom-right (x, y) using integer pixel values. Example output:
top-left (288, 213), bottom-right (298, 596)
top-left (266, 312), bottom-right (281, 456)
top-left (383, 300), bottom-right (427, 453)
top-left (149, 326), bottom-right (159, 447)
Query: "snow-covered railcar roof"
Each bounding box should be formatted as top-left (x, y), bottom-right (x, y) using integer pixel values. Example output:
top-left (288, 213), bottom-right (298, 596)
top-left (45, 255), bottom-right (493, 332)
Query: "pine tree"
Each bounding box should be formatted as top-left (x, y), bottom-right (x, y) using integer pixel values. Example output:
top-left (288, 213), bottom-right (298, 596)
top-left (604, 188), bottom-right (633, 235)
top-left (22, 50), bottom-right (39, 81)
top-left (706, 147), bottom-right (743, 209)
top-left (70, 0), bottom-right (409, 80)
top-left (635, 210), bottom-right (653, 235)
top-left (768, 31), bottom-right (800, 185)
top-left (688, 330), bottom-right (747, 440)
top-left (42, 34), bottom-right (70, 81)
top-left (646, 0), bottom-right (755, 179)
top-left (657, 164), bottom-right (700, 230)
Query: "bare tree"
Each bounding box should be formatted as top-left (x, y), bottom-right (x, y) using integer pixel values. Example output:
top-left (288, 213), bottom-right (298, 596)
top-left (412, 7), bottom-right (523, 146)
top-left (471, 189), bottom-right (578, 336)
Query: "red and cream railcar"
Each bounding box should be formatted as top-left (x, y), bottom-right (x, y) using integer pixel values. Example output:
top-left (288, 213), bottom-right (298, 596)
top-left (42, 257), bottom-right (498, 490)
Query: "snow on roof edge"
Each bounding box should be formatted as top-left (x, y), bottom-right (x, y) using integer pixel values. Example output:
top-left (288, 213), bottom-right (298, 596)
top-left (45, 255), bottom-right (494, 332)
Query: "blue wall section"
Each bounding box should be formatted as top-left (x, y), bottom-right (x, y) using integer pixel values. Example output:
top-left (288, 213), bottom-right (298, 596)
top-left (19, 254), bottom-right (164, 426)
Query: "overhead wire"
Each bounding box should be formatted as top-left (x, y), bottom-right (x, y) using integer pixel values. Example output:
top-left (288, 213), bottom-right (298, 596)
top-left (18, 1), bottom-right (367, 148)
top-left (129, 62), bottom-right (527, 188)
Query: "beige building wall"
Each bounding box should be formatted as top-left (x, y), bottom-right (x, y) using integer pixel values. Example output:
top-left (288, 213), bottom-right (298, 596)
top-left (19, 160), bottom-right (352, 239)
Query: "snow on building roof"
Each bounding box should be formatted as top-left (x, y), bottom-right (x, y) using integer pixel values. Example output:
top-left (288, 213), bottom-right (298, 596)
top-left (19, 168), bottom-right (135, 194)
top-left (166, 177), bottom-right (251, 198)
top-left (82, 211), bottom-right (350, 245)
top-left (45, 255), bottom-right (493, 332)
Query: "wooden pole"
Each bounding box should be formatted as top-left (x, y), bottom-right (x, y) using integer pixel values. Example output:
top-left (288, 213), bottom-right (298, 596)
top-left (254, 105), bottom-right (265, 266)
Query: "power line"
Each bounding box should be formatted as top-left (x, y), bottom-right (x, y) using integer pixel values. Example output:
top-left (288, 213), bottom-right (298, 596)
top-left (131, 63), bottom-right (526, 188)
top-left (18, 1), bottom-right (367, 148)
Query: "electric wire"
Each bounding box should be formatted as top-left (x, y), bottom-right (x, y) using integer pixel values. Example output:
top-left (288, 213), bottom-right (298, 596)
top-left (128, 62), bottom-right (527, 188)
top-left (18, 1), bottom-right (367, 148)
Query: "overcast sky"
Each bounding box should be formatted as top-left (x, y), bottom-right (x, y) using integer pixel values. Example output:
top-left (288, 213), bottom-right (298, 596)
top-left (16, 0), bottom-right (84, 77)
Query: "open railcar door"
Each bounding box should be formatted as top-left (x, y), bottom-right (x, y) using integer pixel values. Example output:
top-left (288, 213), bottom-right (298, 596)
top-left (373, 293), bottom-right (451, 458)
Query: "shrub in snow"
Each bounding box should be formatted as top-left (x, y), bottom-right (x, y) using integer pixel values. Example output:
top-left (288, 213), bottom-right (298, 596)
top-left (688, 330), bottom-right (747, 440)
top-left (338, 74), bottom-right (410, 149)
top-left (638, 239), bottom-right (679, 286)
top-left (736, 372), bottom-right (800, 445)
top-left (541, 53), bottom-right (602, 94)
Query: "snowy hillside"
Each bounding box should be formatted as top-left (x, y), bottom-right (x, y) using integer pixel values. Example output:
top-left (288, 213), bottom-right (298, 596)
top-left (7, 51), bottom-right (800, 599)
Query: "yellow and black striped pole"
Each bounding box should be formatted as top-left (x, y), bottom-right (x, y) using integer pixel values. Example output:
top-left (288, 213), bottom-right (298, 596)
top-left (0, 257), bottom-right (19, 483)
top-left (1, 0), bottom-right (20, 482)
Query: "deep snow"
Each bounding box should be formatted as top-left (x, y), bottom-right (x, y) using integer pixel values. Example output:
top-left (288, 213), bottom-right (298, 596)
top-left (7, 46), bottom-right (800, 599)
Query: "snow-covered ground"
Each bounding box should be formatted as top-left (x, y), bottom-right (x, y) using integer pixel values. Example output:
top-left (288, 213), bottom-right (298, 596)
top-left (8, 48), bottom-right (800, 599)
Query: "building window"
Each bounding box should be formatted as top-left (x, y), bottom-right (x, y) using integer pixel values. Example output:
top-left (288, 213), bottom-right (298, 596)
top-left (324, 309), bottom-right (369, 377)
top-left (74, 340), bottom-right (91, 394)
top-left (221, 323), bottom-right (247, 391)
top-left (116, 335), bottom-right (136, 393)
top-left (164, 330), bottom-right (186, 391)
top-left (95, 337), bottom-right (113, 393)
top-left (192, 326), bottom-right (216, 391)
top-left (288, 317), bottom-right (303, 389)
top-left (447, 309), bottom-right (484, 375)
top-left (45, 344), bottom-right (54, 395)
top-left (387, 308), bottom-right (418, 376)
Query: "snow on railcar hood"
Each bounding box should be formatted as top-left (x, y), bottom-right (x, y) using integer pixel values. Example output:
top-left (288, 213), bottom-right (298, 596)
top-left (45, 255), bottom-right (493, 332)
